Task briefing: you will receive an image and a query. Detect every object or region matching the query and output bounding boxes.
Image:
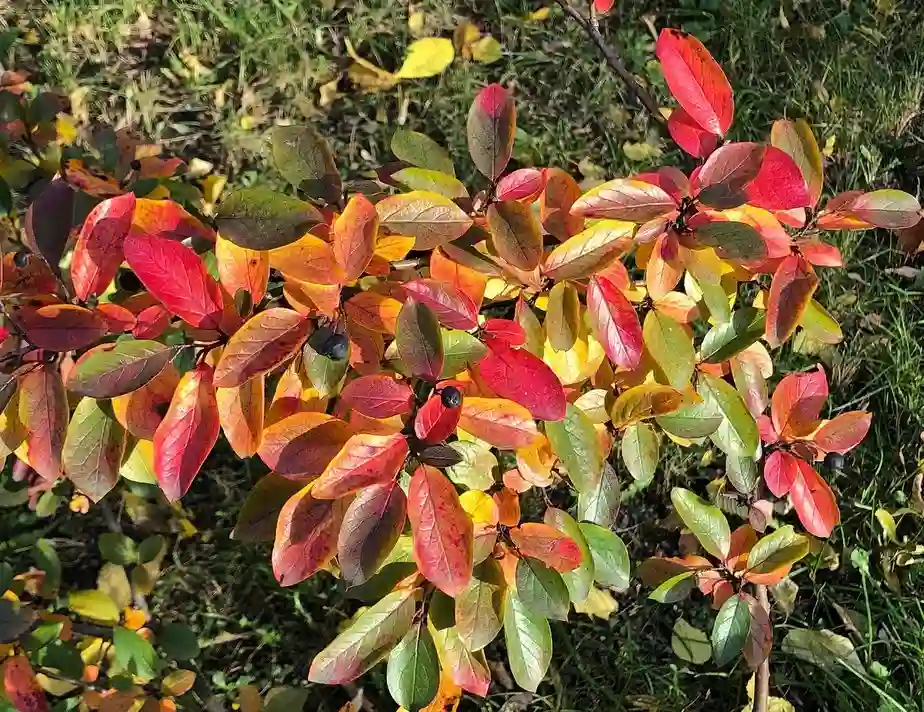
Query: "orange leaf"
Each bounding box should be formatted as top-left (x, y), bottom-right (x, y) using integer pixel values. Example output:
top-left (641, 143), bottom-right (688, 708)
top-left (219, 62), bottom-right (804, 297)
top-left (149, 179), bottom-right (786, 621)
top-left (216, 374), bottom-right (264, 458)
top-left (812, 411), bottom-right (872, 455)
top-left (408, 465), bottom-right (473, 596)
top-left (153, 362), bottom-right (220, 501)
top-left (790, 459), bottom-right (839, 538)
top-left (216, 235), bottom-right (269, 305)
top-left (258, 412), bottom-right (353, 479)
top-left (458, 397), bottom-right (539, 449)
top-left (510, 523), bottom-right (582, 572)
top-left (645, 232), bottom-right (684, 300)
top-left (770, 366), bottom-right (827, 439)
top-left (333, 194), bottom-right (379, 282)
top-left (269, 233), bottom-right (344, 285)
top-left (2, 656), bottom-right (49, 712)
top-left (111, 363), bottom-right (179, 439)
top-left (213, 309), bottom-right (310, 388)
top-left (766, 254), bottom-right (818, 348)
top-left (312, 432), bottom-right (409, 499)
top-left (540, 168), bottom-right (583, 240)
top-left (344, 291), bottom-right (403, 334)
top-left (19, 364), bottom-right (69, 480)
top-left (430, 248), bottom-right (488, 310)
top-left (129, 198), bottom-right (215, 243)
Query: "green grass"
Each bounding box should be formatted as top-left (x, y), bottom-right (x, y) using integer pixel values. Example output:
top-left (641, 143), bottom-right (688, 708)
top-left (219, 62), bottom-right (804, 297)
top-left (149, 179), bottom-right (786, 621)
top-left (3, 0), bottom-right (924, 710)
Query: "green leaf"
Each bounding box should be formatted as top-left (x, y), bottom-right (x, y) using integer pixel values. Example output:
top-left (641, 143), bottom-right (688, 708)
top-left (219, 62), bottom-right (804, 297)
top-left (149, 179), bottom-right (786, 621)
top-left (671, 618), bottom-right (712, 665)
top-left (309, 588), bottom-right (418, 684)
top-left (396, 299), bottom-right (443, 382)
top-left (670, 487), bottom-right (730, 559)
top-left (446, 441), bottom-right (497, 490)
top-left (514, 557), bottom-right (570, 621)
top-left (97, 563), bottom-right (132, 610)
top-left (303, 338), bottom-right (349, 398)
top-left (33, 539), bottom-right (61, 597)
top-left (656, 398), bottom-right (723, 439)
top-left (544, 508), bottom-right (594, 604)
top-left (271, 125), bottom-right (341, 202)
top-left (746, 525), bottom-right (810, 576)
top-left (780, 628), bottom-right (864, 674)
top-left (138, 535), bottom-right (166, 565)
top-left (392, 167), bottom-right (468, 199)
top-left (112, 626), bottom-right (158, 681)
top-left (65, 340), bottom-right (176, 399)
top-left (726, 455), bottom-right (758, 494)
top-left (386, 622), bottom-right (439, 712)
top-left (700, 308), bottom-right (766, 364)
top-left (263, 688), bottom-right (310, 712)
top-left (440, 329), bottom-right (488, 378)
top-left (0, 561), bottom-right (12, 594)
top-left (545, 403), bottom-right (603, 493)
top-left (42, 641), bottom-right (85, 679)
top-left (119, 439), bottom-right (157, 484)
top-left (621, 422), bottom-right (659, 483)
top-left (216, 188), bottom-right (324, 250)
top-left (455, 565), bottom-right (503, 652)
top-left (695, 221), bottom-right (767, 261)
top-left (63, 397), bottom-right (126, 503)
top-left (643, 310), bottom-right (694, 389)
top-left (698, 373), bottom-right (760, 458)
top-left (579, 523), bottom-right (630, 590)
top-left (503, 590), bottom-right (552, 693)
top-left (159, 622), bottom-right (200, 661)
top-left (576, 462), bottom-right (620, 528)
top-left (711, 594), bottom-right (751, 666)
top-left (68, 590), bottom-right (120, 625)
top-left (649, 571), bottom-right (695, 603)
top-left (99, 532), bottom-right (138, 566)
top-left (232, 474), bottom-right (304, 542)
top-left (391, 130), bottom-right (455, 176)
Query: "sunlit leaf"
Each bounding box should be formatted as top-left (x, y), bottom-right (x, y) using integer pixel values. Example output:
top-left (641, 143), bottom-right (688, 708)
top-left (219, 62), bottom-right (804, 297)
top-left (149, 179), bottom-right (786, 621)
top-left (395, 37), bottom-right (455, 79)
top-left (259, 412), bottom-right (353, 478)
top-left (19, 364), bottom-right (69, 481)
top-left (214, 309), bottom-right (310, 387)
top-left (312, 433), bottom-right (408, 499)
top-left (586, 275), bottom-right (643, 369)
top-left (766, 254), bottom-right (818, 348)
top-left (698, 373), bottom-right (759, 458)
top-left (391, 130), bottom-right (455, 176)
top-left (477, 343), bottom-right (566, 421)
top-left (621, 422), bottom-right (659, 483)
top-left (503, 590), bottom-right (551, 693)
top-left (542, 220), bottom-right (634, 281)
top-left (711, 593), bottom-right (750, 666)
top-left (643, 310), bottom-right (694, 389)
top-left (545, 403), bottom-right (602, 493)
top-left (376, 191), bottom-right (472, 251)
top-left (71, 192), bottom-right (136, 300)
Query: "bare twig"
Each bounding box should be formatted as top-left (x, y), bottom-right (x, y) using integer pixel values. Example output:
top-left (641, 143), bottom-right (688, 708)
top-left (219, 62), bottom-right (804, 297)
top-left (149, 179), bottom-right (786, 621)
top-left (753, 584), bottom-right (771, 712)
top-left (554, 0), bottom-right (664, 122)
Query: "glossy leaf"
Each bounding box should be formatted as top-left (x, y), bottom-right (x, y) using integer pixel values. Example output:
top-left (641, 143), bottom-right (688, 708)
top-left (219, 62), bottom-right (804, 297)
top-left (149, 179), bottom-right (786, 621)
top-left (700, 307), bottom-right (766, 363)
top-left (586, 274), bottom-right (642, 369)
top-left (763, 450), bottom-right (800, 498)
top-left (153, 362), bottom-right (220, 501)
top-left (273, 485), bottom-right (347, 586)
top-left (20, 304), bottom-right (108, 352)
top-left (744, 146), bottom-right (811, 211)
top-left (467, 83), bottom-right (515, 181)
top-left (545, 403), bottom-right (603, 493)
top-left (771, 367), bottom-right (827, 438)
top-left (333, 194), bottom-right (379, 282)
top-left (745, 525), bottom-right (809, 584)
top-left (610, 384), bottom-right (685, 429)
top-left (766, 254), bottom-right (818, 348)
top-left (477, 343), bottom-right (566, 421)
top-left (215, 235), bottom-right (269, 305)
top-left (813, 412), bottom-right (872, 454)
top-left (515, 557), bottom-right (569, 620)
top-left (71, 192), bottom-right (136, 300)
top-left (124, 232), bottom-right (224, 329)
top-left (19, 364), bottom-right (69, 480)
top-left (771, 119), bottom-right (823, 206)
top-left (415, 394), bottom-right (462, 445)
top-left (696, 142), bottom-right (764, 209)
top-left (542, 219), bottom-right (633, 281)
top-left (216, 375), bottom-right (264, 458)
top-left (580, 523), bottom-right (631, 590)
top-left (656, 28), bottom-right (733, 136)
top-left (457, 398), bottom-right (538, 449)
top-left (216, 187), bottom-right (323, 250)
top-left (312, 433), bottom-right (408, 499)
top-left (576, 462), bottom-right (620, 528)
top-left (571, 179), bottom-right (676, 222)
top-left (344, 290), bottom-right (403, 334)
top-left (402, 279), bottom-right (479, 331)
top-left (487, 200), bottom-right (543, 270)
top-left (668, 106), bottom-right (720, 157)
top-left (308, 587), bottom-right (418, 684)
top-left (698, 373), bottom-right (759, 458)
top-left (496, 167), bottom-right (544, 202)
top-left (790, 460), bottom-right (839, 538)
top-left (386, 622), bottom-right (439, 712)
top-left (214, 309), bottom-right (310, 387)
top-left (376, 190), bottom-right (472, 251)
top-left (396, 299), bottom-right (444, 382)
top-left (671, 487), bottom-right (730, 559)
top-left (503, 590), bottom-right (551, 693)
top-left (340, 374), bottom-right (414, 418)
top-left (643, 309), bottom-right (695, 389)
top-left (711, 593), bottom-right (751, 666)
top-left (259, 412), bottom-right (353, 478)
top-left (510, 523), bottom-right (582, 572)
top-left (269, 233), bottom-right (343, 285)
top-left (339, 480), bottom-right (408, 585)
top-left (408, 466), bottom-right (473, 596)
top-left (62, 397), bottom-right (125, 502)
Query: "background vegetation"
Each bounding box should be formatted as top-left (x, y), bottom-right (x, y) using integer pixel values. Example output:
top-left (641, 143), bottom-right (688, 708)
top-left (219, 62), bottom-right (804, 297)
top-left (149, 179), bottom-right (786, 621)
top-left (2, 0), bottom-right (924, 709)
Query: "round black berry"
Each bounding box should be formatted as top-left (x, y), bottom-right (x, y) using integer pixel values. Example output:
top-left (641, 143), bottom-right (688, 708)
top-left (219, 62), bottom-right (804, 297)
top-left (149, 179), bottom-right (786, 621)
top-left (130, 159), bottom-right (142, 170)
top-left (41, 350), bottom-right (56, 364)
top-left (325, 333), bottom-right (349, 361)
top-left (824, 452), bottom-right (845, 471)
top-left (12, 249), bottom-right (29, 268)
top-left (440, 386), bottom-right (462, 409)
top-left (117, 270), bottom-right (142, 293)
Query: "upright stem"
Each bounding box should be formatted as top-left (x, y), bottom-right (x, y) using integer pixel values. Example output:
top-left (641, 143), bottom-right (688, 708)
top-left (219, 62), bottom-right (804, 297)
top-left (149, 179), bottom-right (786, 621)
top-left (553, 0), bottom-right (665, 122)
top-left (753, 584), bottom-right (771, 712)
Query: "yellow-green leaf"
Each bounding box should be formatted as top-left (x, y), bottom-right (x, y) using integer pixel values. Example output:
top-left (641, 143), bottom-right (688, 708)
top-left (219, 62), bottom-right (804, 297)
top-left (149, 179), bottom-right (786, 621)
top-left (643, 310), bottom-right (694, 389)
top-left (68, 589), bottom-right (120, 625)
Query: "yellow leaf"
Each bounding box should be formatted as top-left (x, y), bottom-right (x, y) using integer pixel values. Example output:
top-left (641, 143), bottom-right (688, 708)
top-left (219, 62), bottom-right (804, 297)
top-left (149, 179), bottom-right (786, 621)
top-left (394, 38), bottom-right (455, 80)
top-left (574, 587), bottom-right (618, 619)
top-left (97, 564), bottom-right (132, 609)
top-left (459, 490), bottom-right (497, 524)
top-left (470, 36), bottom-right (503, 64)
top-left (528, 7), bottom-right (551, 21)
top-left (408, 10), bottom-right (427, 35)
top-left (56, 114), bottom-right (78, 145)
top-left (161, 670), bottom-right (196, 697)
top-left (318, 78), bottom-right (341, 108)
top-left (68, 590), bottom-right (120, 625)
top-left (344, 38), bottom-right (397, 93)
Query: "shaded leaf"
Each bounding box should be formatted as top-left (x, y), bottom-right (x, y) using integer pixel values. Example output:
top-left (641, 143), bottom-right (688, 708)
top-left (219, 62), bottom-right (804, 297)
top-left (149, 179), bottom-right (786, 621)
top-left (545, 404), bottom-right (602, 493)
top-left (216, 188), bottom-right (323, 250)
top-left (272, 486), bottom-right (347, 586)
top-left (386, 622), bottom-right (439, 712)
top-left (391, 130), bottom-right (454, 176)
top-left (271, 125), bottom-right (341, 202)
top-left (711, 593), bottom-right (751, 666)
top-left (503, 590), bottom-right (552, 693)
top-left (580, 523), bottom-right (630, 590)
top-left (576, 462), bottom-right (620, 528)
top-left (700, 308), bottom-right (765, 364)
top-left (19, 364), bottom-right (69, 481)
top-left (698, 373), bottom-right (759, 458)
top-left (467, 84), bottom-right (515, 181)
top-left (643, 310), bottom-right (694, 389)
top-left (672, 618), bottom-right (712, 664)
top-left (63, 397), bottom-right (125, 502)
top-left (487, 200), bottom-right (543, 270)
top-left (766, 255), bottom-right (818, 348)
top-left (232, 473), bottom-right (303, 542)
top-left (20, 304), bottom-right (107, 352)
top-left (671, 487), bottom-right (730, 558)
top-left (621, 422), bottom-right (659, 483)
top-left (66, 340), bottom-right (176, 399)
top-left (396, 299), bottom-right (443, 382)
top-left (339, 480), bottom-right (407, 585)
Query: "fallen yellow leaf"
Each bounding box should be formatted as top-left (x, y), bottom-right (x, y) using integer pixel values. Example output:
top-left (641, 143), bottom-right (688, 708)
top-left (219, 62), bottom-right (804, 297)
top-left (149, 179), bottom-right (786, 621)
top-left (394, 37), bottom-right (455, 79)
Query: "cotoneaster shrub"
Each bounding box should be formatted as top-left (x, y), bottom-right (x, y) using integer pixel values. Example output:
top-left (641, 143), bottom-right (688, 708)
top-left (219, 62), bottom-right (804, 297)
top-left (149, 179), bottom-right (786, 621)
top-left (0, 26), bottom-right (921, 712)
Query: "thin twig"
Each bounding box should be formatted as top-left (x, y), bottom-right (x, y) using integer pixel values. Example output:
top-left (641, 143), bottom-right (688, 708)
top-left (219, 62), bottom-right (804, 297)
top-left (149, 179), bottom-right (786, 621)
top-left (554, 0), bottom-right (665, 122)
top-left (753, 584), bottom-right (771, 712)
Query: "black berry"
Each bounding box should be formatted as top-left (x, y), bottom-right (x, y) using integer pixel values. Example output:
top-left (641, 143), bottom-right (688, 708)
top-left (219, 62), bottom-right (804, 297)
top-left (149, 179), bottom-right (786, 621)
top-left (824, 452), bottom-right (845, 471)
top-left (13, 249), bottom-right (29, 268)
top-left (130, 159), bottom-right (142, 170)
top-left (440, 386), bottom-right (462, 409)
top-left (41, 350), bottom-right (56, 363)
top-left (118, 270), bottom-right (142, 293)
top-left (324, 333), bottom-right (349, 361)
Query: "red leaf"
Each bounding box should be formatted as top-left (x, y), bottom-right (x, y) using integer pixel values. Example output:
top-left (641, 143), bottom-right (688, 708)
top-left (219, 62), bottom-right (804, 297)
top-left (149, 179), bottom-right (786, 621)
top-left (408, 465), bottom-right (474, 596)
top-left (338, 480), bottom-right (408, 585)
top-left (20, 304), bottom-right (108, 351)
top-left (95, 303), bottom-right (137, 333)
top-left (586, 275), bottom-right (643, 369)
top-left (477, 344), bottom-right (566, 421)
top-left (273, 486), bottom-right (347, 586)
top-left (696, 142), bottom-right (765, 208)
top-left (18, 364), bottom-right (68, 481)
top-left (790, 459), bottom-right (839, 538)
top-left (765, 254), bottom-right (818, 348)
top-left (771, 366), bottom-right (828, 438)
top-left (2, 656), bottom-right (49, 712)
top-left (482, 319), bottom-right (526, 347)
top-left (153, 362), bottom-right (220, 501)
top-left (540, 168), bottom-right (583, 241)
top-left (813, 412), bottom-right (872, 454)
top-left (70, 192), bottom-right (136, 300)
top-left (132, 305), bottom-right (171, 339)
top-left (124, 232), bottom-right (224, 329)
top-left (633, 167), bottom-right (690, 204)
top-left (757, 414), bottom-right (779, 445)
top-left (312, 433), bottom-right (409, 499)
top-left (341, 374), bottom-right (414, 418)
top-left (402, 279), bottom-right (479, 331)
top-left (796, 239), bottom-right (843, 267)
top-left (213, 308), bottom-right (310, 388)
top-left (656, 29), bottom-right (734, 136)
top-left (763, 450), bottom-right (799, 497)
top-left (414, 393), bottom-right (462, 444)
top-left (496, 168), bottom-right (546, 202)
top-left (509, 522), bottom-right (582, 572)
top-left (667, 106), bottom-right (720, 158)
top-left (744, 146), bottom-right (811, 210)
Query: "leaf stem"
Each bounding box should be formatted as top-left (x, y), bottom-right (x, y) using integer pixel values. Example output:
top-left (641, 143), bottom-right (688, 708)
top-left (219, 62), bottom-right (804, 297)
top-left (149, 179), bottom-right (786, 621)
top-left (554, 0), bottom-right (665, 123)
top-left (753, 583), bottom-right (771, 712)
